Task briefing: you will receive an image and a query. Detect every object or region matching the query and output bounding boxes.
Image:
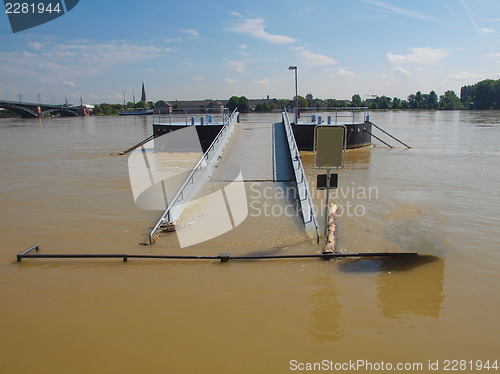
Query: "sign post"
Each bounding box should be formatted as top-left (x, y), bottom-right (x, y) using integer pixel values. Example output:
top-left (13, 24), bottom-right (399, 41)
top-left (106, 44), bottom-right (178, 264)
top-left (313, 125), bottom-right (347, 234)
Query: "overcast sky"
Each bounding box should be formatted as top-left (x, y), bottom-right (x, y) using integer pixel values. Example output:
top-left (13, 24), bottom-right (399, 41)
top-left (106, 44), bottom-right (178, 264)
top-left (1, 0), bottom-right (499, 104)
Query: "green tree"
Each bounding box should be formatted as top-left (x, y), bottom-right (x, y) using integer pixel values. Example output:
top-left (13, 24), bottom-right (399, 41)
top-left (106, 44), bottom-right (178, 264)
top-left (400, 100), bottom-right (410, 110)
top-left (326, 99), bottom-right (348, 107)
top-left (226, 96), bottom-right (239, 112)
top-left (460, 85), bottom-right (475, 106)
top-left (292, 95), bottom-right (308, 108)
top-left (351, 94), bottom-right (362, 107)
top-left (374, 96), bottom-right (391, 109)
top-left (99, 103), bottom-right (118, 115)
top-left (226, 96), bottom-right (250, 112)
top-left (439, 90), bottom-right (464, 110)
top-left (238, 96), bottom-right (250, 112)
top-left (415, 91), bottom-right (424, 109)
top-left (494, 80), bottom-right (500, 109)
top-left (278, 99), bottom-right (289, 108)
top-left (93, 104), bottom-right (103, 115)
top-left (392, 97), bottom-right (401, 109)
top-left (135, 100), bottom-right (149, 110)
top-left (427, 91), bottom-right (439, 109)
top-left (474, 79), bottom-right (496, 109)
top-left (407, 94), bottom-right (416, 109)
top-left (255, 102), bottom-right (271, 112)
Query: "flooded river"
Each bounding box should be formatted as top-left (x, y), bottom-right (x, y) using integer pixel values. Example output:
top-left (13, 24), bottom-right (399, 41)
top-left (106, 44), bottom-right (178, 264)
top-left (1, 111), bottom-right (499, 373)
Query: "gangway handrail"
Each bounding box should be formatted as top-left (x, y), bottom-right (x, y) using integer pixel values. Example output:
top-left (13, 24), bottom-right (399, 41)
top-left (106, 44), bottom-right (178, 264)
top-left (282, 110), bottom-right (320, 243)
top-left (148, 108), bottom-right (239, 244)
top-left (153, 107), bottom-right (229, 126)
top-left (288, 107), bottom-right (369, 124)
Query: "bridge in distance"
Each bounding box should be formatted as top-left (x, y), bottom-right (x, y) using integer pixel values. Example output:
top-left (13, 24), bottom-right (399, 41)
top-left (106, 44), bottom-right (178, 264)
top-left (0, 99), bottom-right (91, 118)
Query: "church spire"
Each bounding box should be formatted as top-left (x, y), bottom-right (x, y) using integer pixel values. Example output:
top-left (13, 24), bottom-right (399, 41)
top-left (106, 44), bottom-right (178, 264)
top-left (141, 81), bottom-right (146, 103)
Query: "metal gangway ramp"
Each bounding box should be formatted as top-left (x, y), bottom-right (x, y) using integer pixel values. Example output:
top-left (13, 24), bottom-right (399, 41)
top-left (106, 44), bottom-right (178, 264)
top-left (148, 109), bottom-right (239, 244)
top-left (148, 109), bottom-right (320, 245)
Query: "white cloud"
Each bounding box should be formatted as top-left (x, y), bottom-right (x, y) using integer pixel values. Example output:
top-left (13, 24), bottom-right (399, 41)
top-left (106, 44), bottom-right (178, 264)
top-left (226, 60), bottom-right (245, 73)
top-left (255, 78), bottom-right (271, 85)
top-left (361, 0), bottom-right (437, 22)
top-left (329, 68), bottom-right (356, 79)
top-left (165, 37), bottom-right (182, 43)
top-left (387, 48), bottom-right (448, 64)
top-left (0, 40), bottom-right (171, 81)
top-left (192, 75), bottom-right (205, 81)
top-left (182, 29), bottom-right (199, 38)
top-left (254, 78), bottom-right (272, 91)
top-left (28, 41), bottom-right (43, 50)
top-left (481, 28), bottom-right (494, 34)
top-left (394, 67), bottom-right (412, 77)
top-left (449, 71), bottom-right (485, 81)
top-left (229, 14), bottom-right (296, 44)
top-left (185, 62), bottom-right (193, 66)
top-left (63, 81), bottom-right (75, 87)
top-left (225, 78), bottom-right (237, 84)
top-left (295, 47), bottom-right (337, 67)
top-left (240, 44), bottom-right (247, 50)
top-left (485, 52), bottom-right (500, 59)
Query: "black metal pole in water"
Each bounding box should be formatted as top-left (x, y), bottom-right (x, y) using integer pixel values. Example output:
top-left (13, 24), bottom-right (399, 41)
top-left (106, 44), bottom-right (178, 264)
top-left (369, 122), bottom-right (412, 149)
top-left (364, 129), bottom-right (394, 149)
top-left (118, 133), bottom-right (159, 156)
top-left (16, 245), bottom-right (418, 263)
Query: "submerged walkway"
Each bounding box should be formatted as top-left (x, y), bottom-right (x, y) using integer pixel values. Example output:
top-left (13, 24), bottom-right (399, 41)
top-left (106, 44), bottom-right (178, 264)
top-left (148, 111), bottom-right (319, 246)
top-left (213, 121), bottom-right (294, 182)
top-left (173, 118), bottom-right (319, 248)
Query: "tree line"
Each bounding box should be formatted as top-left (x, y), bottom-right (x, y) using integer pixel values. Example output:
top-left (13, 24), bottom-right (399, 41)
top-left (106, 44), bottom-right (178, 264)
top-left (290, 90), bottom-right (462, 111)
top-left (92, 100), bottom-right (150, 116)
top-left (228, 78), bottom-right (500, 112)
top-left (460, 79), bottom-right (500, 110)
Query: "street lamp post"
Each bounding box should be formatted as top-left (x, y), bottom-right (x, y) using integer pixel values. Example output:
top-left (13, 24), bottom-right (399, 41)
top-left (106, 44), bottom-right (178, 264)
top-left (288, 66), bottom-right (298, 123)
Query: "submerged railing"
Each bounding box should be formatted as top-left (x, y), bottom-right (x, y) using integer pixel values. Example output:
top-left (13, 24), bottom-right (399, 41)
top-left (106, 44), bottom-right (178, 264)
top-left (17, 244), bottom-right (418, 263)
top-left (289, 107), bottom-right (369, 125)
top-left (148, 108), bottom-right (239, 244)
top-left (282, 110), bottom-right (320, 243)
top-left (153, 107), bottom-right (230, 126)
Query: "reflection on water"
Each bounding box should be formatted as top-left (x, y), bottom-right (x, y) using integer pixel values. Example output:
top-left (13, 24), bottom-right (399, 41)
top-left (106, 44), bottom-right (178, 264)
top-left (308, 275), bottom-right (342, 342)
top-left (376, 257), bottom-right (445, 319)
top-left (338, 255), bottom-right (445, 319)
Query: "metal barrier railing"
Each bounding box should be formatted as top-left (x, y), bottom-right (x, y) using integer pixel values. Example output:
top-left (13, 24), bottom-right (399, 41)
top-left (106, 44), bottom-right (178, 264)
top-left (153, 107), bottom-right (229, 126)
top-left (288, 107), bottom-right (369, 125)
top-left (17, 244), bottom-right (418, 263)
top-left (148, 108), bottom-right (239, 244)
top-left (282, 110), bottom-right (320, 244)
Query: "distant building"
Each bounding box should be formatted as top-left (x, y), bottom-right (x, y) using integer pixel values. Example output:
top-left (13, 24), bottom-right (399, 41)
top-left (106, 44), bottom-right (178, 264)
top-left (154, 99), bottom-right (226, 114)
top-left (155, 100), bottom-right (173, 114)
